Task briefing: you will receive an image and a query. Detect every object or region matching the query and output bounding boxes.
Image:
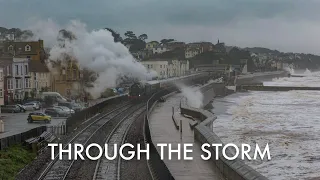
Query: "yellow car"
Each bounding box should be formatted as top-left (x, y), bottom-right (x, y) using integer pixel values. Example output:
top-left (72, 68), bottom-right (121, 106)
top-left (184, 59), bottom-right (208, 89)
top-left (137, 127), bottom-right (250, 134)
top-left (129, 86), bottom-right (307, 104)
top-left (27, 112), bottom-right (51, 123)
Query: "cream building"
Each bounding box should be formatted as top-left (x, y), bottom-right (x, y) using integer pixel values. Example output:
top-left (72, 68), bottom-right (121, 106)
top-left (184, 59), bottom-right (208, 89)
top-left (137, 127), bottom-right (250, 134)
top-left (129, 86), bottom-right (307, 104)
top-left (28, 61), bottom-right (51, 97)
top-left (142, 59), bottom-right (190, 79)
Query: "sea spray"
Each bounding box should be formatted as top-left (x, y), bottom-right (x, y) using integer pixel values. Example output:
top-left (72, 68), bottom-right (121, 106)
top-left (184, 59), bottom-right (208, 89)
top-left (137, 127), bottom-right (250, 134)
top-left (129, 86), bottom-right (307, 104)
top-left (177, 83), bottom-right (203, 108)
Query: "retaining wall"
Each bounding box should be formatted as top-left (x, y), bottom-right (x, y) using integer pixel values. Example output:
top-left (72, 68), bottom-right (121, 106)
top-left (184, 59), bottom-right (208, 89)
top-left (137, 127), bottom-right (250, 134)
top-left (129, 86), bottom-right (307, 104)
top-left (236, 71), bottom-right (288, 85)
top-left (180, 83), bottom-right (268, 180)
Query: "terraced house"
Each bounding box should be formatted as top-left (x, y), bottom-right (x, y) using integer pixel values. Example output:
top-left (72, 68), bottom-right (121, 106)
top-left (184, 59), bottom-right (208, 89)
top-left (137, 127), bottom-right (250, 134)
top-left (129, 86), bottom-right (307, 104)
top-left (4, 57), bottom-right (31, 103)
top-left (28, 61), bottom-right (51, 97)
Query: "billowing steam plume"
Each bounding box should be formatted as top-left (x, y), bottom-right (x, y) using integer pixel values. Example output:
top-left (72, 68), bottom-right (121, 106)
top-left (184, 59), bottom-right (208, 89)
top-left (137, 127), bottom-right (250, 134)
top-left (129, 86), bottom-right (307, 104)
top-left (26, 19), bottom-right (157, 98)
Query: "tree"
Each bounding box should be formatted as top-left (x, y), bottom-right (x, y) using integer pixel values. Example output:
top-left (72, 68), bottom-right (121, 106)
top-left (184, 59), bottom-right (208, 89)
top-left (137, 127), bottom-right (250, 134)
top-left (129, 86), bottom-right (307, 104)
top-left (57, 29), bottom-right (76, 44)
top-left (160, 39), bottom-right (175, 45)
top-left (105, 28), bottom-right (122, 42)
top-left (20, 30), bottom-right (34, 40)
top-left (138, 34), bottom-right (148, 41)
top-left (124, 31), bottom-right (137, 39)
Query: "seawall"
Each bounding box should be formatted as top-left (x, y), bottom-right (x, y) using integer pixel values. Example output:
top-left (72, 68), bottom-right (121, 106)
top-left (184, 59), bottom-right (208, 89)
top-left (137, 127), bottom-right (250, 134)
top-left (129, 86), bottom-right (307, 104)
top-left (180, 78), bottom-right (270, 180)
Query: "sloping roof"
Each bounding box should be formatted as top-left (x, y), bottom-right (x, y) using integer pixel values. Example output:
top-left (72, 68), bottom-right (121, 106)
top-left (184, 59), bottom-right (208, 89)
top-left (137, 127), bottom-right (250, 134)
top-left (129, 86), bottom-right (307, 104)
top-left (3, 40), bottom-right (43, 55)
top-left (28, 61), bottom-right (50, 72)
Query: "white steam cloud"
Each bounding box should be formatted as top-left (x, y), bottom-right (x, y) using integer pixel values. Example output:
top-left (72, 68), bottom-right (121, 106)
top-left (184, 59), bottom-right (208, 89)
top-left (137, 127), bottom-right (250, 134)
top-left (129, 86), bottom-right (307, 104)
top-left (26, 19), bottom-right (157, 99)
top-left (177, 83), bottom-right (203, 108)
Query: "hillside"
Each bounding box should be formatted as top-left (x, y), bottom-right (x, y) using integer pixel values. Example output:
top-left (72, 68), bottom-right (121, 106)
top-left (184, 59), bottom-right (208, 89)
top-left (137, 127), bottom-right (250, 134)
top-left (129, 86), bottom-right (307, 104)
top-left (244, 47), bottom-right (281, 55)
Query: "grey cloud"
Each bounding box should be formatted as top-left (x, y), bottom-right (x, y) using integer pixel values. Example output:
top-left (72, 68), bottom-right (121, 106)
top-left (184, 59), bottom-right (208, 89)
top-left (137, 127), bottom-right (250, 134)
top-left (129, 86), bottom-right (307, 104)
top-left (1, 0), bottom-right (320, 28)
top-left (1, 0), bottom-right (320, 54)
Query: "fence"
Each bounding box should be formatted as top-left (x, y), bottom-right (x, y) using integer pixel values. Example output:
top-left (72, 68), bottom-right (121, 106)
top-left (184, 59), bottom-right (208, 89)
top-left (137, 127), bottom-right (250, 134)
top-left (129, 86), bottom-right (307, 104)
top-left (0, 126), bottom-right (47, 150)
top-left (47, 121), bottom-right (67, 136)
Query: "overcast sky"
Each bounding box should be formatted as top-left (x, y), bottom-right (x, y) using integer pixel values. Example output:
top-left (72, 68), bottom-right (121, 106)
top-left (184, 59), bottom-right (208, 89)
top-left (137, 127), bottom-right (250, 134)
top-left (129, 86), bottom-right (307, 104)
top-left (0, 0), bottom-right (320, 54)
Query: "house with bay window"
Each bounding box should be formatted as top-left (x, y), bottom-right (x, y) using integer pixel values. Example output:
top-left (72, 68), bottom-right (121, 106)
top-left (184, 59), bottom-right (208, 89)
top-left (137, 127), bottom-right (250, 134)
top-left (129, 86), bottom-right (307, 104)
top-left (4, 57), bottom-right (31, 103)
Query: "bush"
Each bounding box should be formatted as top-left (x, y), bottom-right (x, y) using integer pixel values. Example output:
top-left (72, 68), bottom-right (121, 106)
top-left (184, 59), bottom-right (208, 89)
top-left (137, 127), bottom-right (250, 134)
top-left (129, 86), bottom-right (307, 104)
top-left (0, 145), bottom-right (36, 180)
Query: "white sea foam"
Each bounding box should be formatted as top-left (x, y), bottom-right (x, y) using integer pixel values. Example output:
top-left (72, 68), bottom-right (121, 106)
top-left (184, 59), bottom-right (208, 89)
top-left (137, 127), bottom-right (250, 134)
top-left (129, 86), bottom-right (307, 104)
top-left (212, 70), bottom-right (320, 179)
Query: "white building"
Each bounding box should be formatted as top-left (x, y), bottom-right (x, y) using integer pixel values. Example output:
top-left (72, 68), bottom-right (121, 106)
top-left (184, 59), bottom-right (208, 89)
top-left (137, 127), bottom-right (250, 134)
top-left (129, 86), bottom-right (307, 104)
top-left (6, 58), bottom-right (31, 101)
top-left (0, 67), bottom-right (4, 105)
top-left (152, 46), bottom-right (169, 54)
top-left (185, 47), bottom-right (203, 59)
top-left (141, 59), bottom-right (190, 79)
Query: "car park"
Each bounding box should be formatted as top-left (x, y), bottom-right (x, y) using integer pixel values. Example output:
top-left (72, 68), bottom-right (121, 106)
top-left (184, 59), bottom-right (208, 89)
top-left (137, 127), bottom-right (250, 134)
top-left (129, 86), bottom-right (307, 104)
top-left (27, 112), bottom-right (51, 123)
top-left (45, 107), bottom-right (69, 117)
top-left (23, 102), bottom-right (40, 111)
top-left (0, 105), bottom-right (21, 113)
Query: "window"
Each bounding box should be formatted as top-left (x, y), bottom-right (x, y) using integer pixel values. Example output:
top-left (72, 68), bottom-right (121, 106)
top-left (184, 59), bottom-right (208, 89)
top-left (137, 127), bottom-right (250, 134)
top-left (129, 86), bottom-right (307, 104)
top-left (25, 79), bottom-right (30, 88)
top-left (25, 45), bottom-right (31, 51)
top-left (7, 79), bottom-right (12, 89)
top-left (15, 65), bottom-right (19, 75)
top-left (8, 45), bottom-right (13, 51)
top-left (25, 65), bottom-right (28, 75)
top-left (0, 71), bottom-right (2, 80)
top-left (160, 65), bottom-right (162, 68)
top-left (16, 79), bottom-right (19, 88)
top-left (0, 89), bottom-right (2, 97)
top-left (20, 66), bottom-right (22, 75)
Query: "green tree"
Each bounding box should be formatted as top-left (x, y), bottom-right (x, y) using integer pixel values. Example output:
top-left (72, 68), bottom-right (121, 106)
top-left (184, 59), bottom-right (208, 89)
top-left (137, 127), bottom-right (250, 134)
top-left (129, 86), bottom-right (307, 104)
top-left (124, 31), bottom-right (137, 39)
top-left (105, 28), bottom-right (122, 42)
top-left (160, 39), bottom-right (175, 45)
top-left (138, 34), bottom-right (148, 41)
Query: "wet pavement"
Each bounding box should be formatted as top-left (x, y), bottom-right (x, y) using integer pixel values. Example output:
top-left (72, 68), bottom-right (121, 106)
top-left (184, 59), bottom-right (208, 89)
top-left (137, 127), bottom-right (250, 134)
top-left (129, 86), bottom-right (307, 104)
top-left (0, 111), bottom-right (66, 139)
top-left (149, 93), bottom-right (224, 180)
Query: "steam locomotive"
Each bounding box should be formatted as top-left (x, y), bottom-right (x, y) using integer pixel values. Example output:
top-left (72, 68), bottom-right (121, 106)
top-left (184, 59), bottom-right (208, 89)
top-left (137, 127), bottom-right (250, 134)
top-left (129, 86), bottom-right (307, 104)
top-left (128, 72), bottom-right (208, 100)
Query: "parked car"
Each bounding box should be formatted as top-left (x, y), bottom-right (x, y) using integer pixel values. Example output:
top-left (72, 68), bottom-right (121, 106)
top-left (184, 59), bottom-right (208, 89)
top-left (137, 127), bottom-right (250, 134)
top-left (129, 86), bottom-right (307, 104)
top-left (23, 102), bottom-right (40, 111)
top-left (16, 104), bottom-right (26, 112)
top-left (0, 105), bottom-right (21, 113)
top-left (27, 112), bottom-right (51, 123)
top-left (29, 101), bottom-right (42, 109)
top-left (54, 106), bottom-right (75, 114)
top-left (58, 102), bottom-right (83, 112)
top-left (45, 108), bottom-right (69, 117)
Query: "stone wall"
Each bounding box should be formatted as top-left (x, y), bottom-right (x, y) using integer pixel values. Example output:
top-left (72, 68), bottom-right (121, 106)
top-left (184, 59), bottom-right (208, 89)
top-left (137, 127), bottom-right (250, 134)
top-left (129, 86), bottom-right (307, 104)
top-left (180, 83), bottom-right (269, 180)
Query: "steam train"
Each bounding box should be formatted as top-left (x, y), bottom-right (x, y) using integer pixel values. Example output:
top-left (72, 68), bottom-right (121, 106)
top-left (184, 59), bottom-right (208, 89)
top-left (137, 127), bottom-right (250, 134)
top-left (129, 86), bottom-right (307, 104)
top-left (128, 73), bottom-right (208, 100)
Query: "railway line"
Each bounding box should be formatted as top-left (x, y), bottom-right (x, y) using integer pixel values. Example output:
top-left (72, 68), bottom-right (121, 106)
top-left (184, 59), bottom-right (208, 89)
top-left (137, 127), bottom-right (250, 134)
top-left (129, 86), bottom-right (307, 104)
top-left (92, 104), bottom-right (146, 180)
top-left (37, 102), bottom-right (136, 180)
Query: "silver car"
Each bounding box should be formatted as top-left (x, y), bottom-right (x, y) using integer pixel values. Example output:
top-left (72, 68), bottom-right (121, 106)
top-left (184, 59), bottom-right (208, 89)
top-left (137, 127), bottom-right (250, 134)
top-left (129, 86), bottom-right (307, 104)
top-left (54, 106), bottom-right (75, 115)
top-left (23, 102), bottom-right (39, 111)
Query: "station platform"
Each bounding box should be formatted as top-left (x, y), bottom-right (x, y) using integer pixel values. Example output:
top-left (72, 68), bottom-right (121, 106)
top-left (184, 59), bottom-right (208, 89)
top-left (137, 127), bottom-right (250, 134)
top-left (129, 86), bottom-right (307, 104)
top-left (149, 93), bottom-right (224, 180)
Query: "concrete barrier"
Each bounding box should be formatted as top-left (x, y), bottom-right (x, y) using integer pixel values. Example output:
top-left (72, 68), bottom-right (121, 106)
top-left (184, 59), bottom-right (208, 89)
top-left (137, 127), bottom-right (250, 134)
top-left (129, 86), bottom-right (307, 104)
top-left (180, 83), bottom-right (268, 180)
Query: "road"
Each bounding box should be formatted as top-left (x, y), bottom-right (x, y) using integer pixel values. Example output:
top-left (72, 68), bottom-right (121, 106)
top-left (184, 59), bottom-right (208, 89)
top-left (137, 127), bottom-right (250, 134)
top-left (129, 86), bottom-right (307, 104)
top-left (0, 111), bottom-right (67, 139)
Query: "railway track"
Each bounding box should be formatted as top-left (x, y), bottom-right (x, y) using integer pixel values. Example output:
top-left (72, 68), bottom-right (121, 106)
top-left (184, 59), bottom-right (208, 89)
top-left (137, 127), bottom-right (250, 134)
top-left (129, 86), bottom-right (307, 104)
top-left (37, 102), bottom-right (135, 180)
top-left (92, 104), bottom-right (146, 180)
